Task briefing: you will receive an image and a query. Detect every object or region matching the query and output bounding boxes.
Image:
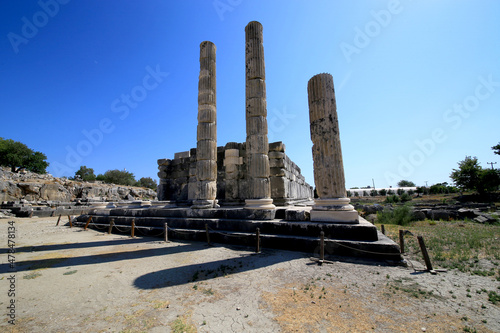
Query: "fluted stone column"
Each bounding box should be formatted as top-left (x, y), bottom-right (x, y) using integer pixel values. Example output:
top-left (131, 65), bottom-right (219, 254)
top-left (307, 73), bottom-right (358, 223)
top-left (192, 41), bottom-right (217, 209)
top-left (244, 21), bottom-right (275, 209)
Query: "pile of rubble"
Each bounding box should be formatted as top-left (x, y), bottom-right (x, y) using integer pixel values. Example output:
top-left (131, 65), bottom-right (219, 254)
top-left (356, 202), bottom-right (499, 224)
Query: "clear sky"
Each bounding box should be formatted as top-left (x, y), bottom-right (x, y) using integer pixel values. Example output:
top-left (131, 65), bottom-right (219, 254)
top-left (1, 0), bottom-right (499, 189)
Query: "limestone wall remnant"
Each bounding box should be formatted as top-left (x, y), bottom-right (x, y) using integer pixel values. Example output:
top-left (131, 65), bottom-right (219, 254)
top-left (157, 142), bottom-right (313, 205)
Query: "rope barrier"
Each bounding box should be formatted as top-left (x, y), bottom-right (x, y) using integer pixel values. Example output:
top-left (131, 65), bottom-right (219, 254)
top-left (135, 226), bottom-right (164, 237)
top-left (166, 226), bottom-right (197, 235)
top-left (114, 225), bottom-right (132, 233)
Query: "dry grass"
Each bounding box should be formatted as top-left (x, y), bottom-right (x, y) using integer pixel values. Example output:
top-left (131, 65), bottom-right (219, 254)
top-left (381, 220), bottom-right (500, 275)
top-left (261, 278), bottom-right (476, 332)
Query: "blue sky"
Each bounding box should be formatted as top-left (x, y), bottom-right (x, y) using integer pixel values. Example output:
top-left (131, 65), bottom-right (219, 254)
top-left (1, 0), bottom-right (499, 189)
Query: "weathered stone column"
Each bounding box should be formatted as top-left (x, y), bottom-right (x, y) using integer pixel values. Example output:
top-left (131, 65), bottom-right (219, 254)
top-left (307, 73), bottom-right (358, 223)
top-left (244, 21), bottom-right (275, 209)
top-left (192, 41), bottom-right (217, 209)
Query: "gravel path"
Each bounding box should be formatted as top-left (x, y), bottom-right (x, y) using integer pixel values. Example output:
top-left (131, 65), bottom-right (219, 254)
top-left (1, 217), bottom-right (499, 332)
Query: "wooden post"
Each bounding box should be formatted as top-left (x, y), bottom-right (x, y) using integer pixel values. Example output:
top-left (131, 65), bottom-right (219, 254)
top-left (84, 216), bottom-right (92, 230)
top-left (319, 231), bottom-right (325, 265)
top-left (399, 229), bottom-right (405, 253)
top-left (108, 219), bottom-right (114, 235)
top-left (417, 235), bottom-right (433, 271)
top-left (381, 225), bottom-right (385, 235)
top-left (256, 228), bottom-right (261, 253)
top-left (205, 223), bottom-right (211, 246)
top-left (56, 214), bottom-right (61, 226)
top-left (68, 215), bottom-right (73, 228)
top-left (131, 219), bottom-right (135, 238)
top-left (164, 223), bottom-right (169, 242)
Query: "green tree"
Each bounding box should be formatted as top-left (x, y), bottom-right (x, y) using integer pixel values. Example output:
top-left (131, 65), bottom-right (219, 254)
top-left (135, 177), bottom-right (157, 190)
top-left (397, 180), bottom-right (416, 187)
top-left (450, 156), bottom-right (482, 192)
top-left (102, 169), bottom-right (136, 186)
top-left (450, 156), bottom-right (499, 194)
top-left (75, 166), bottom-right (96, 181)
top-left (477, 169), bottom-right (500, 193)
top-left (492, 142), bottom-right (500, 155)
top-left (0, 138), bottom-right (49, 173)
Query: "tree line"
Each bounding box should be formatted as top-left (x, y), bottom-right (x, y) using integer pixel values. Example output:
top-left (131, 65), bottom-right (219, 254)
top-left (2, 137), bottom-right (498, 194)
top-left (74, 166), bottom-right (157, 190)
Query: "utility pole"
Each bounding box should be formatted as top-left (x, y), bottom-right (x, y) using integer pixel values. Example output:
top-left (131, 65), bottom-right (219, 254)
top-left (487, 162), bottom-right (497, 170)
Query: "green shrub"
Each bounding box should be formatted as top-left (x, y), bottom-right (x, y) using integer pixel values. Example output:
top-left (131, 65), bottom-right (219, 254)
top-left (400, 192), bottom-right (412, 202)
top-left (377, 205), bottom-right (413, 226)
top-left (385, 194), bottom-right (400, 203)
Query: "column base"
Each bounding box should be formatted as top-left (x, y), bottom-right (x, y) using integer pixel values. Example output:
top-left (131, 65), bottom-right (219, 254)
top-left (191, 199), bottom-right (219, 209)
top-left (310, 198), bottom-right (359, 223)
top-left (245, 198), bottom-right (276, 210)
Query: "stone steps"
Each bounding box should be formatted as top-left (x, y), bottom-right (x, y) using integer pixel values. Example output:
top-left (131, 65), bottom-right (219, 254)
top-left (73, 214), bottom-right (401, 261)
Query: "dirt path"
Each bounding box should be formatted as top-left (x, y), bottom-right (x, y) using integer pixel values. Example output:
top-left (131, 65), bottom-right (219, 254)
top-left (1, 217), bottom-right (499, 332)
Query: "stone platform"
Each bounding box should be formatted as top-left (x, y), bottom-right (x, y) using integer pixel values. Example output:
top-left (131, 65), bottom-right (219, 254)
top-left (74, 203), bottom-right (402, 261)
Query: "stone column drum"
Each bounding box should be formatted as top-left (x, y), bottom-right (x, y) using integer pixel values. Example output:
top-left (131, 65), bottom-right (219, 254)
top-left (192, 41), bottom-right (218, 208)
top-left (244, 21), bottom-right (275, 209)
top-left (307, 73), bottom-right (358, 223)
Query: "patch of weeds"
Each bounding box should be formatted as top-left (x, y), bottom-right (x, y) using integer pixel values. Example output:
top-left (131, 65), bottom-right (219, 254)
top-left (151, 300), bottom-right (170, 309)
top-left (23, 272), bottom-right (42, 280)
top-left (463, 326), bottom-right (477, 333)
top-left (471, 270), bottom-right (495, 277)
top-left (63, 270), bottom-right (77, 275)
top-left (170, 315), bottom-right (196, 333)
top-left (202, 288), bottom-right (214, 296)
top-left (487, 290), bottom-right (500, 304)
top-left (192, 284), bottom-right (198, 290)
top-left (377, 204), bottom-right (413, 226)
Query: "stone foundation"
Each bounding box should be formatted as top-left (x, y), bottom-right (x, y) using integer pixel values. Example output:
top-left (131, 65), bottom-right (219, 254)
top-left (157, 141), bottom-right (313, 206)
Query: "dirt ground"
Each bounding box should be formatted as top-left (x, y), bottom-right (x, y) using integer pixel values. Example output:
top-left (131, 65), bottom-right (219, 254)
top-left (1, 217), bottom-right (499, 332)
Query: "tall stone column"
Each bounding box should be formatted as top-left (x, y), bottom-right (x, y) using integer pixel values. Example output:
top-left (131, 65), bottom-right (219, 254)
top-left (307, 73), bottom-right (358, 223)
top-left (192, 41), bottom-right (217, 209)
top-left (244, 21), bottom-right (275, 210)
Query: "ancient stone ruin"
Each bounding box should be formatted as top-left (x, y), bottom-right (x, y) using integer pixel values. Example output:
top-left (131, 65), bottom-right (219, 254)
top-left (75, 21), bottom-right (401, 260)
top-left (308, 73), bottom-right (359, 223)
top-left (157, 21), bottom-right (313, 208)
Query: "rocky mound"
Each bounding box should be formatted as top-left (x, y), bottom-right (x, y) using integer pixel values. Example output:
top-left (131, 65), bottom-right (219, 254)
top-left (0, 167), bottom-right (157, 202)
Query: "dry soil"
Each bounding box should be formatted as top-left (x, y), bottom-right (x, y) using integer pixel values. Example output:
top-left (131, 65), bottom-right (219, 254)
top-left (1, 217), bottom-right (499, 332)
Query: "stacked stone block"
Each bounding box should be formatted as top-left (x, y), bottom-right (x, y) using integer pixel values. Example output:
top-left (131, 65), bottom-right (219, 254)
top-left (157, 142), bottom-right (313, 205)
